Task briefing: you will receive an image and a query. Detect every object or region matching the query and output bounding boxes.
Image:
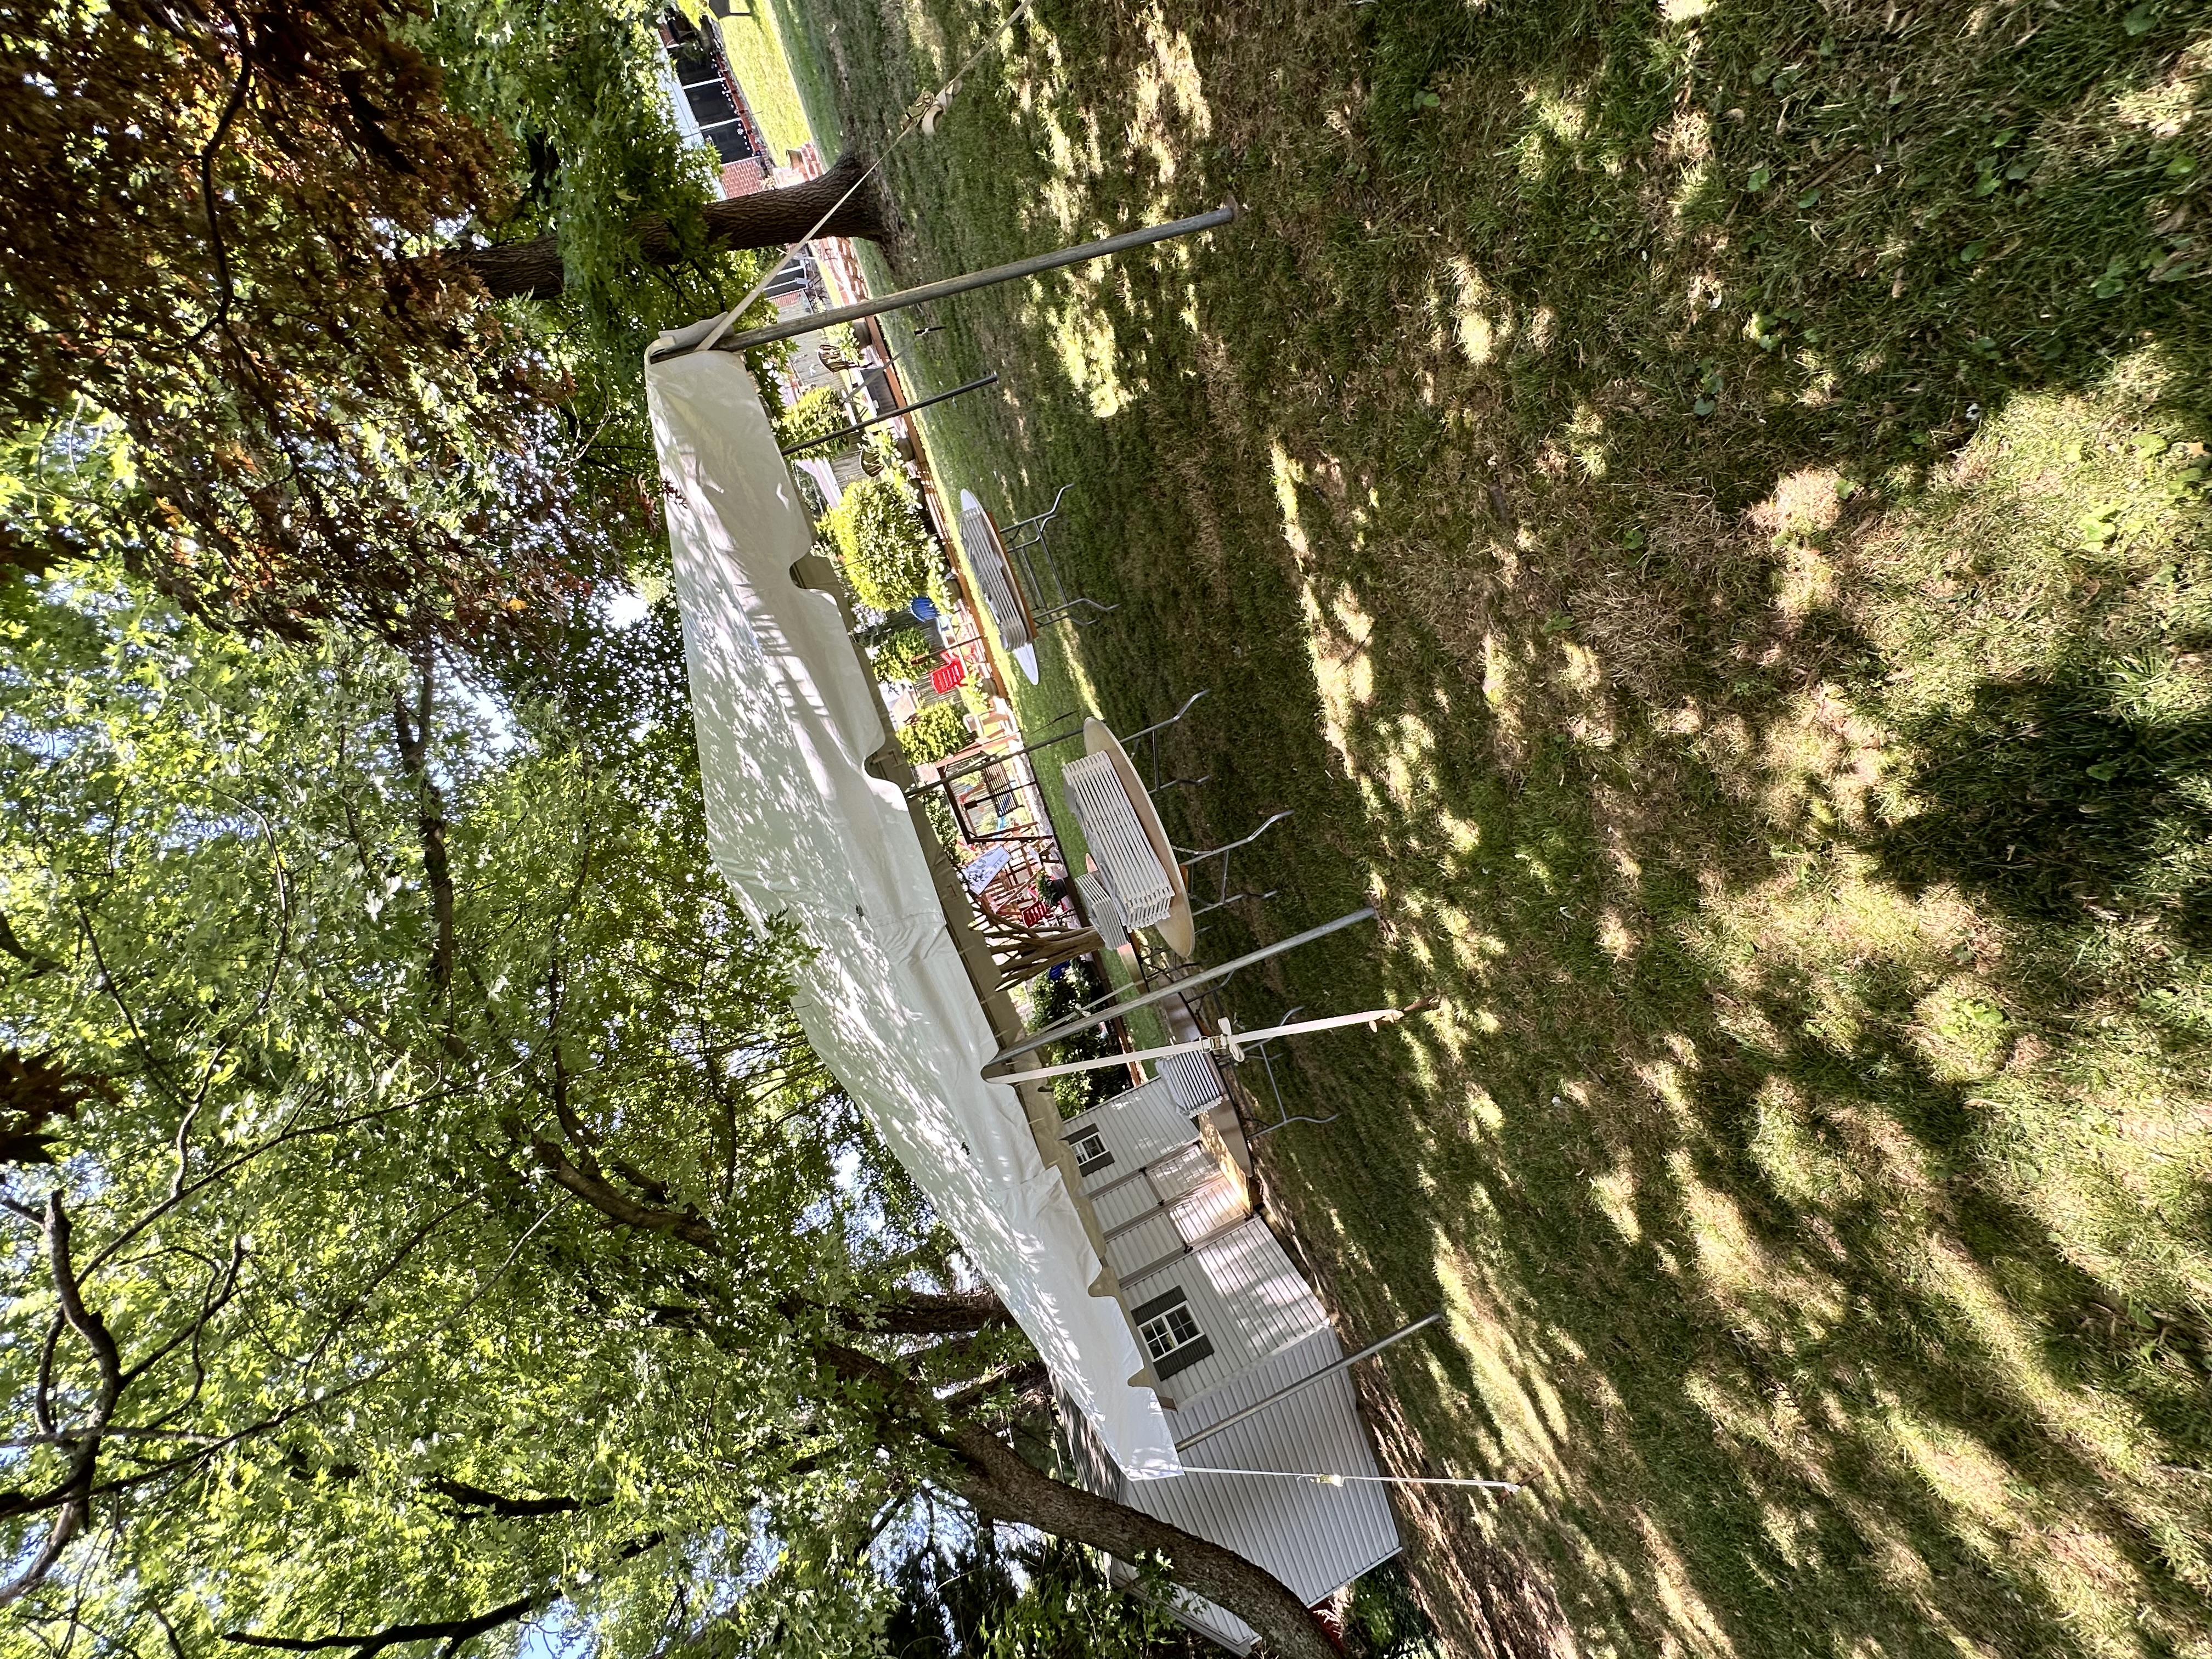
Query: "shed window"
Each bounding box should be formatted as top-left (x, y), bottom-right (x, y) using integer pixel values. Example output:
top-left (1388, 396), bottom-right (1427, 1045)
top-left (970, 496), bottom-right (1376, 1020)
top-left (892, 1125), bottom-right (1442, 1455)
top-left (1069, 1128), bottom-right (1112, 1174)
top-left (1131, 1286), bottom-right (1215, 1379)
top-left (1139, 1303), bottom-right (1201, 1361)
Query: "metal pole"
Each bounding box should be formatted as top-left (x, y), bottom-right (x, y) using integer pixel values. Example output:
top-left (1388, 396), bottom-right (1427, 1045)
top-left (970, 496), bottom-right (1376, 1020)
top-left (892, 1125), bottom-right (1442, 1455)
top-left (990, 1003), bottom-right (1421, 1086)
top-left (985, 906), bottom-right (1376, 1070)
top-left (1173, 1313), bottom-right (1444, 1454)
top-left (778, 374), bottom-right (1001, 456)
top-left (650, 199), bottom-right (1242, 361)
top-left (1174, 1466), bottom-right (1522, 1493)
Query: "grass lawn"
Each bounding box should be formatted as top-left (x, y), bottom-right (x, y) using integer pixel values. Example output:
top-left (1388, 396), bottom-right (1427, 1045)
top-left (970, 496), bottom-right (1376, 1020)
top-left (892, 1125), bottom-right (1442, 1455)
top-left (762, 1), bottom-right (2212, 1654)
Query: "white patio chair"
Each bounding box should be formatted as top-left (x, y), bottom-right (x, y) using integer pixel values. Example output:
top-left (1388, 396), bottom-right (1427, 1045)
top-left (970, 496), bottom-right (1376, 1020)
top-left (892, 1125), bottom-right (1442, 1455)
top-left (958, 495), bottom-right (1035, 653)
top-left (1071, 870), bottom-right (1128, 950)
top-left (1062, 750), bottom-right (1175, 932)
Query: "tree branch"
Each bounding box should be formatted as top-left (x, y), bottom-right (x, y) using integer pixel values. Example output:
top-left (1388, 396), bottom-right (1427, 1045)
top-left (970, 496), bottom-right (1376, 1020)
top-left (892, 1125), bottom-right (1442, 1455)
top-left (221, 1538), bottom-right (662, 1657)
top-left (0, 906), bottom-right (58, 973)
top-left (0, 1195), bottom-right (123, 1605)
top-left (185, 42), bottom-right (254, 347)
top-left (390, 656), bottom-right (454, 1002)
top-left (427, 1478), bottom-right (588, 1519)
top-left (811, 1342), bottom-right (1336, 1659)
top-left (862, 1288), bottom-right (1009, 1335)
top-left (937, 1358), bottom-right (1047, 1416)
top-left (222, 1596), bottom-right (535, 1658)
top-left (521, 1132), bottom-right (719, 1256)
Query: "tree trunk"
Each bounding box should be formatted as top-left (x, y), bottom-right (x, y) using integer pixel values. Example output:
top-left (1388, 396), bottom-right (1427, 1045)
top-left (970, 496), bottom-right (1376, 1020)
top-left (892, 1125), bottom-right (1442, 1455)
top-left (944, 1415), bottom-right (1339, 1659)
top-left (452, 153), bottom-right (891, 302)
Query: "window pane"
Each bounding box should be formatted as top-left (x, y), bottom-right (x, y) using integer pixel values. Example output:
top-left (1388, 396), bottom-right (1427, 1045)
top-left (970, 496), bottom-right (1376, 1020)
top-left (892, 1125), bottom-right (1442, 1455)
top-left (1139, 1304), bottom-right (1202, 1360)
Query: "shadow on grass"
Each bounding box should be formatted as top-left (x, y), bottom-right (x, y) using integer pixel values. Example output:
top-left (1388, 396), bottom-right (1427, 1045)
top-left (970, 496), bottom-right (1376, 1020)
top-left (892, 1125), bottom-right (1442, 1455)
top-left (1873, 652), bottom-right (2212, 932)
top-left (759, 0), bottom-right (2212, 1651)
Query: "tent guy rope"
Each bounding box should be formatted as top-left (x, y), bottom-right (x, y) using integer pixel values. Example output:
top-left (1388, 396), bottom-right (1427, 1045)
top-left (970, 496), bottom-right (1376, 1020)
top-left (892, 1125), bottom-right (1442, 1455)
top-left (988, 1000), bottom-right (1437, 1085)
top-left (1177, 1468), bottom-right (1525, 1493)
top-left (685, 0), bottom-right (1036, 355)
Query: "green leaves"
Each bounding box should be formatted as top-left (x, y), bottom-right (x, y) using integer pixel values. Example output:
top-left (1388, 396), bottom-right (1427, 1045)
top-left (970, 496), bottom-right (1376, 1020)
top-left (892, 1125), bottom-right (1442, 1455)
top-left (898, 701), bottom-right (971, 765)
top-left (821, 472), bottom-right (938, 611)
top-left (775, 385), bottom-right (854, 453)
top-left (0, 568), bottom-right (947, 1658)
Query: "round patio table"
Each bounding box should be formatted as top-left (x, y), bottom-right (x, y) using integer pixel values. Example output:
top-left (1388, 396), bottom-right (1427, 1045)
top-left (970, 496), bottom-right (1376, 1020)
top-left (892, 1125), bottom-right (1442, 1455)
top-left (1082, 717), bottom-right (1195, 958)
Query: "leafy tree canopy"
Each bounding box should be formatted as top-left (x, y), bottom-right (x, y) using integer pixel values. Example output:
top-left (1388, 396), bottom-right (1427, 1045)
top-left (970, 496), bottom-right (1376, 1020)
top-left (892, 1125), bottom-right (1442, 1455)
top-left (0, 568), bottom-right (1340, 1659)
top-left (0, 563), bottom-right (922, 1647)
top-left (0, 0), bottom-right (780, 645)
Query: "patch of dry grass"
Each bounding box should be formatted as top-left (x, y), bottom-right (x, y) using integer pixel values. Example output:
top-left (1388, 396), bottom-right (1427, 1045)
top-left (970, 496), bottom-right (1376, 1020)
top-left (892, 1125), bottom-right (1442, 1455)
top-left (765, 0), bottom-right (2212, 1652)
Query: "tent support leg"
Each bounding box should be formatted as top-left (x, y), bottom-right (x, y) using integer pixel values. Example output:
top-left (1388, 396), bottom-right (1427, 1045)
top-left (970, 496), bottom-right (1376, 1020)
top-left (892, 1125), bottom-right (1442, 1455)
top-left (651, 200), bottom-right (1242, 360)
top-left (984, 907), bottom-right (1377, 1070)
top-left (779, 373), bottom-right (1000, 455)
top-left (1172, 1312), bottom-right (1445, 1453)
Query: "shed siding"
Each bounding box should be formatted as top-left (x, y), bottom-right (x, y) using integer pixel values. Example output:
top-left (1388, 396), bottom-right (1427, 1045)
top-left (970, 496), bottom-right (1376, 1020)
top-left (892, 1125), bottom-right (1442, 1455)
top-left (1120, 1218), bottom-right (1329, 1404)
top-left (1065, 1078), bottom-right (1194, 1186)
top-left (1149, 1329), bottom-right (1402, 1606)
top-left (1190, 1220), bottom-right (1334, 1370)
top-left (1057, 1328), bottom-right (1404, 1651)
top-left (1090, 1178), bottom-right (1164, 1234)
top-left (1103, 1211), bottom-right (1186, 1284)
top-left (1149, 1142), bottom-right (1222, 1203)
top-left (1170, 1173), bottom-right (1247, 1243)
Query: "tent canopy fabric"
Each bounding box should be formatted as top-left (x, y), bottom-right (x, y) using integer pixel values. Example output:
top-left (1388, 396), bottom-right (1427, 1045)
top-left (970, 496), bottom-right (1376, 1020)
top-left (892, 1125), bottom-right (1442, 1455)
top-left (648, 348), bottom-right (1180, 1478)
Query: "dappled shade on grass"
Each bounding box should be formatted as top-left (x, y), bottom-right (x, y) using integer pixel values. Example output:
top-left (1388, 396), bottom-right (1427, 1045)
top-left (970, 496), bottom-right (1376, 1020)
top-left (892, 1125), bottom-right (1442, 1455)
top-left (764, 0), bottom-right (2212, 1652)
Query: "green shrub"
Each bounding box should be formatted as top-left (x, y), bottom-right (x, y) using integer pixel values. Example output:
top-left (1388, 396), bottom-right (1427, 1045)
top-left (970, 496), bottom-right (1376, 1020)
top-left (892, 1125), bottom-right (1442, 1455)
top-left (926, 564), bottom-right (961, 619)
top-left (921, 791), bottom-right (963, 859)
top-left (821, 473), bottom-right (935, 611)
top-left (897, 701), bottom-right (969, 765)
top-left (870, 625), bottom-right (940, 684)
top-left (1028, 961), bottom-right (1132, 1116)
top-left (772, 385), bottom-right (847, 452)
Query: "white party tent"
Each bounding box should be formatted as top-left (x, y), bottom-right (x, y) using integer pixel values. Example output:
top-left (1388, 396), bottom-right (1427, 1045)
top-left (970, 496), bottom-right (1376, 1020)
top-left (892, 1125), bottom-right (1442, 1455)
top-left (647, 346), bottom-right (1182, 1479)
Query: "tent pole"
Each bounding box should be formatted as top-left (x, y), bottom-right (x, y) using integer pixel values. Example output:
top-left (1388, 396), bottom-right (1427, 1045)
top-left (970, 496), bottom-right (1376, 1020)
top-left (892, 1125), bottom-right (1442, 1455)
top-left (990, 1002), bottom-right (1426, 1085)
top-left (649, 199), bottom-right (1242, 361)
top-left (778, 373), bottom-right (1000, 455)
top-left (984, 906), bottom-right (1377, 1071)
top-left (1173, 1313), bottom-right (1445, 1454)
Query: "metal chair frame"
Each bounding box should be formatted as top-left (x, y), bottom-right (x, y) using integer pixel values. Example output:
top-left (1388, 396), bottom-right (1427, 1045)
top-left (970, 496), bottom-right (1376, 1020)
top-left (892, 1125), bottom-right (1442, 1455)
top-left (1240, 1005), bottom-right (1342, 1139)
top-left (1120, 690), bottom-right (1211, 795)
top-left (997, 485), bottom-right (1118, 630)
top-left (1176, 812), bottom-right (1292, 921)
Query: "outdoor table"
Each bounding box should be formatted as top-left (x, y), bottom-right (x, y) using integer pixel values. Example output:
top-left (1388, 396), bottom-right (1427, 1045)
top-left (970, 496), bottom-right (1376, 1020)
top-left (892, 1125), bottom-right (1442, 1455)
top-left (958, 489), bottom-right (1042, 685)
top-left (1062, 718), bottom-right (1196, 958)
